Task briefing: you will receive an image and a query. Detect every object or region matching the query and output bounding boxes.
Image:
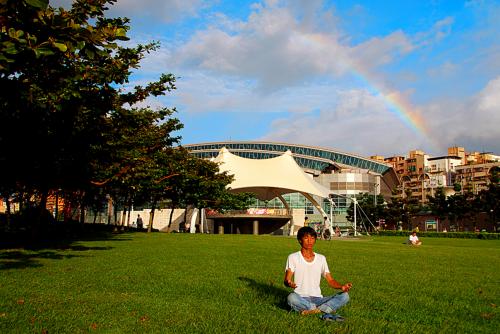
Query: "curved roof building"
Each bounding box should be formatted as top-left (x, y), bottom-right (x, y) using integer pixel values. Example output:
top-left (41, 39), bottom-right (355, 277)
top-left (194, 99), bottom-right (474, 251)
top-left (185, 141), bottom-right (400, 232)
top-left (184, 141), bottom-right (399, 196)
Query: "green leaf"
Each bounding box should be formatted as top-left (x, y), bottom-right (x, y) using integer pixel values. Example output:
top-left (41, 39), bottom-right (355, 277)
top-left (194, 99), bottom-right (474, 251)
top-left (115, 28), bottom-right (127, 37)
top-left (84, 48), bottom-right (95, 59)
top-left (115, 28), bottom-right (129, 41)
top-left (33, 46), bottom-right (55, 58)
top-left (24, 0), bottom-right (49, 9)
top-left (3, 41), bottom-right (19, 55)
top-left (53, 42), bottom-right (67, 52)
top-left (76, 41), bottom-right (86, 50)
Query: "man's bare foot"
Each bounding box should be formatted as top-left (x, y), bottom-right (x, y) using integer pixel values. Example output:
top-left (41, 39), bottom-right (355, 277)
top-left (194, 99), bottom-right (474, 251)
top-left (300, 309), bottom-right (322, 316)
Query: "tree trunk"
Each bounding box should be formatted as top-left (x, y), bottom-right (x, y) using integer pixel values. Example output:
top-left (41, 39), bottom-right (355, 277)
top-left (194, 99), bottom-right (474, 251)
top-left (79, 192), bottom-right (86, 224)
top-left (113, 203), bottom-right (119, 232)
top-left (80, 206), bottom-right (85, 224)
top-left (107, 196), bottom-right (113, 225)
top-left (54, 191), bottom-right (59, 222)
top-left (126, 199), bottom-right (132, 228)
top-left (32, 189), bottom-right (49, 241)
top-left (19, 191), bottom-right (24, 212)
top-left (5, 195), bottom-right (11, 229)
top-left (121, 197), bottom-right (127, 227)
top-left (184, 207), bottom-right (188, 227)
top-left (198, 207), bottom-right (203, 233)
top-left (147, 200), bottom-right (157, 233)
top-left (167, 205), bottom-right (175, 232)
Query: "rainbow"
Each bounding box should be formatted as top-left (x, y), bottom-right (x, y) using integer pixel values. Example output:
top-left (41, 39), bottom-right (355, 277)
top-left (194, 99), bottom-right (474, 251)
top-left (306, 33), bottom-right (441, 152)
top-left (350, 69), bottom-right (442, 153)
top-left (350, 70), bottom-right (427, 138)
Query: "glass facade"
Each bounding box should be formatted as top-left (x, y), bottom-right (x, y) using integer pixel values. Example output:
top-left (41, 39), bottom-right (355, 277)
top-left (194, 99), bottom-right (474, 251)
top-left (250, 193), bottom-right (338, 215)
top-left (185, 142), bottom-right (390, 174)
top-left (185, 141), bottom-right (385, 221)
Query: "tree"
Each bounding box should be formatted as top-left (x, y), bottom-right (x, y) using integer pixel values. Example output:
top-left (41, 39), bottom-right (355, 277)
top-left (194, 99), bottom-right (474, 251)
top-left (0, 0), bottom-right (181, 225)
top-left (447, 192), bottom-right (475, 232)
top-left (159, 149), bottom-right (243, 232)
top-left (477, 168), bottom-right (500, 232)
top-left (207, 191), bottom-right (256, 213)
top-left (90, 107), bottom-right (182, 230)
top-left (427, 187), bottom-right (448, 227)
top-left (386, 189), bottom-right (420, 230)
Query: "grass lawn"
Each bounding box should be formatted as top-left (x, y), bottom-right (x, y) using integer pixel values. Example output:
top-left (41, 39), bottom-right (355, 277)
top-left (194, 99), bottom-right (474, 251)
top-left (0, 233), bottom-right (499, 333)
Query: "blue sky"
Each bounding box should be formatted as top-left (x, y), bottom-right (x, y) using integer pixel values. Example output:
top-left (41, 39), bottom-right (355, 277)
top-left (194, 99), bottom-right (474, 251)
top-left (53, 0), bottom-right (500, 157)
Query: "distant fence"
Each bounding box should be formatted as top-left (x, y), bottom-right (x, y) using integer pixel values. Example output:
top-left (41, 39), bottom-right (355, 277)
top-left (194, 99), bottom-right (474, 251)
top-left (377, 230), bottom-right (500, 240)
top-left (206, 208), bottom-right (290, 216)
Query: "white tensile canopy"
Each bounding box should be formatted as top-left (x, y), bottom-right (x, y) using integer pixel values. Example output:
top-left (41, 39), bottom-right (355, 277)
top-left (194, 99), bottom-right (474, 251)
top-left (213, 147), bottom-right (331, 201)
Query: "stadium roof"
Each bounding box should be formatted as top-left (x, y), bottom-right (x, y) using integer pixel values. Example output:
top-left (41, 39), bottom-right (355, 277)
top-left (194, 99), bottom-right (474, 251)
top-left (185, 141), bottom-right (400, 193)
top-left (185, 141), bottom-right (392, 175)
top-left (213, 147), bottom-right (331, 201)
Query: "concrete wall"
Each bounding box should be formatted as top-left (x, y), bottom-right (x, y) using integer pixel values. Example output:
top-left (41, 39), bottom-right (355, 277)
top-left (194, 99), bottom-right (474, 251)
top-left (117, 208), bottom-right (187, 231)
top-left (289, 208), bottom-right (306, 236)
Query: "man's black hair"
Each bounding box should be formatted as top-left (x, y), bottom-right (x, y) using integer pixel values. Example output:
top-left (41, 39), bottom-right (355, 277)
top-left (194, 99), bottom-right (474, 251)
top-left (297, 226), bottom-right (317, 241)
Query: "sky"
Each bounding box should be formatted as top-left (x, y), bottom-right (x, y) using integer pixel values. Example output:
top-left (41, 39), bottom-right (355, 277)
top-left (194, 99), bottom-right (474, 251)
top-left (52, 0), bottom-right (500, 158)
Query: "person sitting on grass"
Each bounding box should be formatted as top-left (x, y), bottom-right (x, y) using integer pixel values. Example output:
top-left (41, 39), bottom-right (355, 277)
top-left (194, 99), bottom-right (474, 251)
top-left (408, 231), bottom-right (422, 246)
top-left (284, 226), bottom-right (352, 322)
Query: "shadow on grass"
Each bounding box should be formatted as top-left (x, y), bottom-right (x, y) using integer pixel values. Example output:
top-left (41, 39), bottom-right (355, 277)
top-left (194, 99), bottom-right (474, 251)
top-left (0, 223), bottom-right (137, 270)
top-left (0, 249), bottom-right (81, 270)
top-left (238, 276), bottom-right (290, 310)
top-left (0, 243), bottom-right (118, 270)
top-left (0, 221), bottom-right (135, 250)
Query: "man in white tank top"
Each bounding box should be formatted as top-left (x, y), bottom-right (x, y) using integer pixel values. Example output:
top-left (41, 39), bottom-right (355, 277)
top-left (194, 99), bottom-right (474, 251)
top-left (284, 226), bottom-right (352, 322)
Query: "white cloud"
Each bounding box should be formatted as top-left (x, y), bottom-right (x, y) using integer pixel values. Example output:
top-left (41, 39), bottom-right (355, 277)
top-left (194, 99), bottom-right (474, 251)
top-left (109, 0), bottom-right (211, 23)
top-left (260, 88), bottom-right (431, 156)
top-left (427, 61), bottom-right (457, 78)
top-left (171, 1), bottom-right (416, 92)
top-left (432, 17), bottom-right (454, 42)
top-left (49, 0), bottom-right (72, 9)
top-left (477, 76), bottom-right (500, 111)
top-left (419, 76), bottom-right (500, 154)
top-left (172, 72), bottom-right (343, 114)
top-left (48, 1), bottom-right (500, 157)
top-left (350, 31), bottom-right (414, 68)
top-left (50, 0), bottom-right (211, 23)
top-left (414, 16), bottom-right (454, 47)
top-left (260, 76), bottom-right (500, 156)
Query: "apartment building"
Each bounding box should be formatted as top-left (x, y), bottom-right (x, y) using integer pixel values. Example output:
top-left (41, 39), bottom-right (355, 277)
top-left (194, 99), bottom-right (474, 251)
top-left (374, 146), bottom-right (499, 203)
top-left (455, 161), bottom-right (500, 194)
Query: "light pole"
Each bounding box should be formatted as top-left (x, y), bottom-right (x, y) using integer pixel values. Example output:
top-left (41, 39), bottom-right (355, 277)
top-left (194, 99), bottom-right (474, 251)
top-left (353, 197), bottom-right (357, 237)
top-left (328, 193), bottom-right (358, 237)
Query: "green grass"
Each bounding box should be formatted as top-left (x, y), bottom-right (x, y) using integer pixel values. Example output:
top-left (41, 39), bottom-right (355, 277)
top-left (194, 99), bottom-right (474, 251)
top-left (0, 234), bottom-right (499, 333)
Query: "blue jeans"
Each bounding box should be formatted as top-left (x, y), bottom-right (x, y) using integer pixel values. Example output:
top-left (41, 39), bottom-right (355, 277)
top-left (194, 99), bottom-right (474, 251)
top-left (287, 292), bottom-right (350, 314)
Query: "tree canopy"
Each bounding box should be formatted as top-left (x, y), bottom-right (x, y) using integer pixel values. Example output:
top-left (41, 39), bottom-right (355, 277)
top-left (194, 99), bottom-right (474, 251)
top-left (1, 0), bottom-right (181, 199)
top-left (0, 0), bottom-right (252, 231)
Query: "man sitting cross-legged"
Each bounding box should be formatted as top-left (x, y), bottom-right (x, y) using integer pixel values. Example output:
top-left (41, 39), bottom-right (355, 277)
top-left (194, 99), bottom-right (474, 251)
top-left (284, 226), bottom-right (352, 322)
top-left (408, 231), bottom-right (422, 246)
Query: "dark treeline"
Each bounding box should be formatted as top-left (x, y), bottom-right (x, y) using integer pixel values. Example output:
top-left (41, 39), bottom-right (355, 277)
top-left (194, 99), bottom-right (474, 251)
top-left (0, 0), bottom-right (253, 239)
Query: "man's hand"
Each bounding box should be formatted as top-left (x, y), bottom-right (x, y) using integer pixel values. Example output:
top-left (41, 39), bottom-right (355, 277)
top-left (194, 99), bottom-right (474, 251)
top-left (284, 269), bottom-right (297, 289)
top-left (341, 282), bottom-right (352, 292)
top-left (285, 279), bottom-right (297, 289)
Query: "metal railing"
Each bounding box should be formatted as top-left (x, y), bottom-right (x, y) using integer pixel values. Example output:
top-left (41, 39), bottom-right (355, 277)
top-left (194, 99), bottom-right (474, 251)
top-left (206, 208), bottom-right (291, 216)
